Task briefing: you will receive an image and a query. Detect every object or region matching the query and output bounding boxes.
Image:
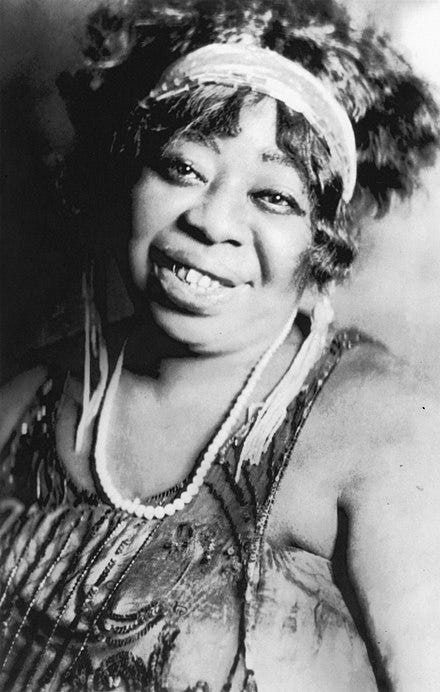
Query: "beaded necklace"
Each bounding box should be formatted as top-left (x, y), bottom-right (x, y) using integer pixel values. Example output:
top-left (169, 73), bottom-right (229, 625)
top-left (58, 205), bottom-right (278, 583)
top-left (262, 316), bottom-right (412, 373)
top-left (92, 289), bottom-right (333, 521)
top-left (93, 312), bottom-right (298, 520)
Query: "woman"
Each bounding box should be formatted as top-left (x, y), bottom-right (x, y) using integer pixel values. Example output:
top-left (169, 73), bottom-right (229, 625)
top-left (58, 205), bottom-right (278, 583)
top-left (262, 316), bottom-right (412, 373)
top-left (1, 0), bottom-right (439, 689)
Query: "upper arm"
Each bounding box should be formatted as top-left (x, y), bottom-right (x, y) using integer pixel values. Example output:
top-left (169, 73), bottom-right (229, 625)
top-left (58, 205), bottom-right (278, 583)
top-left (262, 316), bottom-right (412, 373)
top-left (340, 371), bottom-right (440, 690)
top-left (0, 366), bottom-right (48, 450)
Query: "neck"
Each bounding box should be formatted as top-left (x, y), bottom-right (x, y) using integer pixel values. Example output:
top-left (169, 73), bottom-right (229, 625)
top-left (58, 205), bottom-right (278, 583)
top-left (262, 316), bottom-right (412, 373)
top-left (123, 310), bottom-right (300, 394)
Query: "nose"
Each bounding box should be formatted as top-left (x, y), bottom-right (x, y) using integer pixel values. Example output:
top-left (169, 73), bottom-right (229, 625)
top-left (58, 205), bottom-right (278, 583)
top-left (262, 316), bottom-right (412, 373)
top-left (178, 181), bottom-right (248, 247)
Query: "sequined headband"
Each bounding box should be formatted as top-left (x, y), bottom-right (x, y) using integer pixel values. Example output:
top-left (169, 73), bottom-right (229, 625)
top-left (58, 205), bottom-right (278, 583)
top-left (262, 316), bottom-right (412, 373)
top-left (146, 43), bottom-right (357, 202)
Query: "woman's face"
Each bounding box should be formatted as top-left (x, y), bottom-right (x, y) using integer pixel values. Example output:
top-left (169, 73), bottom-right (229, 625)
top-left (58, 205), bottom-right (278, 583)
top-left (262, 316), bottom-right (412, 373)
top-left (131, 97), bottom-right (312, 354)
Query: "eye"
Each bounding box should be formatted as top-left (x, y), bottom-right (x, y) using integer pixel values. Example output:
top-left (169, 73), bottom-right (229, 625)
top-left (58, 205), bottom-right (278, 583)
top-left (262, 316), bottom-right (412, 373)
top-left (159, 156), bottom-right (207, 186)
top-left (252, 189), bottom-right (306, 216)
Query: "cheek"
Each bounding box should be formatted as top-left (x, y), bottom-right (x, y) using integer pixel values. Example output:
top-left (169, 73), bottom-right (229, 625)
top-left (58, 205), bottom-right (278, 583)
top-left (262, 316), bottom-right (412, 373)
top-left (128, 237), bottom-right (150, 288)
top-left (132, 171), bottom-right (187, 236)
top-left (130, 178), bottom-right (173, 284)
top-left (132, 179), bottom-right (162, 240)
top-left (259, 220), bottom-right (312, 289)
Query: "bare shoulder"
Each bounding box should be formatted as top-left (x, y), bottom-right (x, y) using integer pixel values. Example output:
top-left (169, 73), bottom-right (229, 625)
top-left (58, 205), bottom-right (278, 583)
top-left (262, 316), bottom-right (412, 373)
top-left (315, 337), bottom-right (440, 502)
top-left (0, 366), bottom-right (48, 450)
top-left (292, 336), bottom-right (439, 495)
top-left (269, 334), bottom-right (440, 564)
top-left (267, 337), bottom-right (434, 553)
top-left (323, 335), bottom-right (430, 420)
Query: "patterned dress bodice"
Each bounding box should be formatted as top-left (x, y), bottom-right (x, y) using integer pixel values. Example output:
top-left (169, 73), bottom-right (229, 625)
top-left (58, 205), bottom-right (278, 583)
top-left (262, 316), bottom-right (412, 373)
top-left (0, 329), bottom-right (378, 691)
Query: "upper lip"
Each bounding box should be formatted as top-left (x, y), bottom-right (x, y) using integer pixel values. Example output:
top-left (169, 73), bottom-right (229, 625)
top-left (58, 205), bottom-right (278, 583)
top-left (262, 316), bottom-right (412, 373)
top-left (150, 246), bottom-right (247, 288)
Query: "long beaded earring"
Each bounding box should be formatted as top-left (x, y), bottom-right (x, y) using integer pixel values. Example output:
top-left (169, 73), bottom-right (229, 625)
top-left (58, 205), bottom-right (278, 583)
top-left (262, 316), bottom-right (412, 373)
top-left (74, 259), bottom-right (109, 454)
top-left (235, 283), bottom-right (335, 479)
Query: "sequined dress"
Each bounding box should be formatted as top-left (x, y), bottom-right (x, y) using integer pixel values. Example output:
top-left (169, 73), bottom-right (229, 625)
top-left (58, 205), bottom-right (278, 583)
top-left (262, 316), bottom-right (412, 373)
top-left (0, 329), bottom-right (378, 691)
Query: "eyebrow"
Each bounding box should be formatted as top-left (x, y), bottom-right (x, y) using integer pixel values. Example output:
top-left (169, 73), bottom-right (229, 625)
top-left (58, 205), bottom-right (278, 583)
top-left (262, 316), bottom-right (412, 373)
top-left (261, 150), bottom-right (302, 170)
top-left (165, 129), bottom-right (220, 154)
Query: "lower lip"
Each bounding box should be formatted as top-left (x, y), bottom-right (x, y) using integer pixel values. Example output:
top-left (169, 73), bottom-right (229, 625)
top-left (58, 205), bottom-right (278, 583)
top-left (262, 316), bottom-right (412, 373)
top-left (151, 264), bottom-right (248, 314)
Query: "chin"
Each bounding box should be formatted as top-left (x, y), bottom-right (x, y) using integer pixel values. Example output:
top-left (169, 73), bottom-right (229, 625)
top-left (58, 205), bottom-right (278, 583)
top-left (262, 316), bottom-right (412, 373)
top-left (149, 299), bottom-right (264, 356)
top-left (149, 301), bottom-right (226, 352)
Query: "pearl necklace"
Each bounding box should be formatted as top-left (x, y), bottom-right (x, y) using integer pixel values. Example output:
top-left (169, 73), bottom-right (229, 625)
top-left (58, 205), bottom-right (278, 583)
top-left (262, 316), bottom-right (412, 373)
top-left (94, 313), bottom-right (297, 520)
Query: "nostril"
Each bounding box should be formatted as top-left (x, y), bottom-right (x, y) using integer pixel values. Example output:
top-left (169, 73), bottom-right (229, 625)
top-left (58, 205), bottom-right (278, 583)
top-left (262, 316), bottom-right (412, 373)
top-left (177, 214), bottom-right (215, 246)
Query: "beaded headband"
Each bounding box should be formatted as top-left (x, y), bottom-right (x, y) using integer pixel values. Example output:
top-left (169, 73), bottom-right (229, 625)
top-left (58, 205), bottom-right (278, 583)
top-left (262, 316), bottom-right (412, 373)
top-left (146, 43), bottom-right (357, 201)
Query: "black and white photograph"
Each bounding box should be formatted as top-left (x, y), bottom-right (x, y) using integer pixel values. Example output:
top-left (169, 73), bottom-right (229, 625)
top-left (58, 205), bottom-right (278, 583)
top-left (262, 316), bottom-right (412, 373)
top-left (1, 0), bottom-right (439, 689)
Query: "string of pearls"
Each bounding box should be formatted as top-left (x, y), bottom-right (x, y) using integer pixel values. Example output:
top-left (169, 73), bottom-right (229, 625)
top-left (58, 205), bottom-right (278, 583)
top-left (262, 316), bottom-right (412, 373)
top-left (94, 312), bottom-right (297, 521)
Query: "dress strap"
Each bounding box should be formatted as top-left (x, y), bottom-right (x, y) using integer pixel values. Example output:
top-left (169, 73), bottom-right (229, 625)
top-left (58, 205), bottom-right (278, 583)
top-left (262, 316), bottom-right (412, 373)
top-left (236, 296), bottom-right (334, 475)
top-left (218, 329), bottom-right (385, 537)
top-left (273, 326), bottom-right (381, 481)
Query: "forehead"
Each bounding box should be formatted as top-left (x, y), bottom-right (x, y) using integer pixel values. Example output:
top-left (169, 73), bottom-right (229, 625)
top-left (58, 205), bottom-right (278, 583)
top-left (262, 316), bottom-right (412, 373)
top-left (170, 98), bottom-right (298, 163)
top-left (233, 97), bottom-right (279, 145)
top-left (170, 97), bottom-right (278, 150)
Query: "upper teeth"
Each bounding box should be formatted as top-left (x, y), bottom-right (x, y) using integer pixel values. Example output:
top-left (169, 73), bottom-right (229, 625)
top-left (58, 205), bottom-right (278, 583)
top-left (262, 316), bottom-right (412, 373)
top-left (173, 264), bottom-right (220, 289)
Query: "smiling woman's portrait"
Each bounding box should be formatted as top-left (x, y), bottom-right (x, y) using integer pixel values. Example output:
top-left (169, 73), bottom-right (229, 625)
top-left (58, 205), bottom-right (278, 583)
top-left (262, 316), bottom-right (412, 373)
top-left (1, 0), bottom-right (440, 690)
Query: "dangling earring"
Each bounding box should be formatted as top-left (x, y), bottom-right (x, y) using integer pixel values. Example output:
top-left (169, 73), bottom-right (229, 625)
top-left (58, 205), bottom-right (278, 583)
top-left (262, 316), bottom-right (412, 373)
top-left (74, 260), bottom-right (109, 454)
top-left (235, 283), bottom-right (335, 479)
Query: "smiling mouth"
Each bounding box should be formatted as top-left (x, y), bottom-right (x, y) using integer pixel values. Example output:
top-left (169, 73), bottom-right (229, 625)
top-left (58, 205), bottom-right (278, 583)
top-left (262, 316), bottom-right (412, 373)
top-left (150, 248), bottom-right (239, 292)
top-left (153, 260), bottom-right (228, 293)
top-left (148, 247), bottom-right (249, 314)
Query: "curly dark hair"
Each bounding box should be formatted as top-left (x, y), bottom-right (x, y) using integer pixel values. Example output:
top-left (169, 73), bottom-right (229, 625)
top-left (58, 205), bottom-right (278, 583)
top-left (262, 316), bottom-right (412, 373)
top-left (58, 0), bottom-right (439, 288)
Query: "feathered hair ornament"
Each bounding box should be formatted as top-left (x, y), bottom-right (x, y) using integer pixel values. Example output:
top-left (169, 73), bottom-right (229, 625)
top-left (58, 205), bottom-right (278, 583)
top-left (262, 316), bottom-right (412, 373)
top-left (70, 0), bottom-right (439, 219)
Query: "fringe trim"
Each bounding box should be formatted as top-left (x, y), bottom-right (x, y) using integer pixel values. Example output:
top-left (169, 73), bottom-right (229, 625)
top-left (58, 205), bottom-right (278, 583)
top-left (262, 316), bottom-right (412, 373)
top-left (75, 266), bottom-right (109, 454)
top-left (235, 291), bottom-right (334, 480)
